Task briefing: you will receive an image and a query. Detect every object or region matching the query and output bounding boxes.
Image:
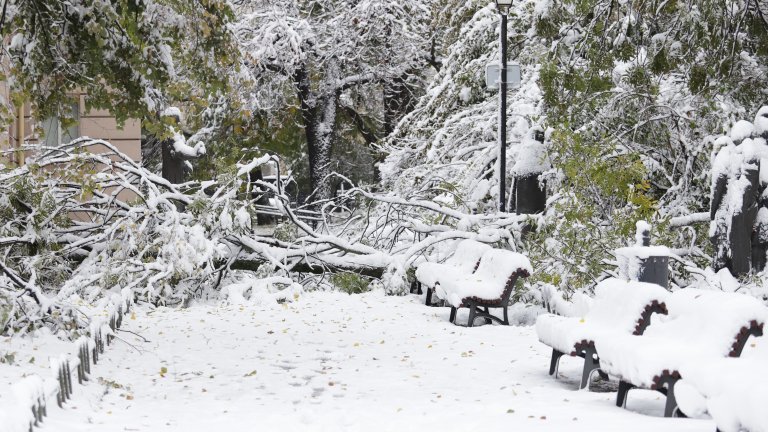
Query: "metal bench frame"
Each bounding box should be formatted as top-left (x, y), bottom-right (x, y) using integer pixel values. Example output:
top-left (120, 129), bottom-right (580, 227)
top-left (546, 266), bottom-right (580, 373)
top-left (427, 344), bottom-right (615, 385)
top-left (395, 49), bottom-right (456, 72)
top-left (548, 299), bottom-right (668, 389)
top-left (447, 268), bottom-right (530, 327)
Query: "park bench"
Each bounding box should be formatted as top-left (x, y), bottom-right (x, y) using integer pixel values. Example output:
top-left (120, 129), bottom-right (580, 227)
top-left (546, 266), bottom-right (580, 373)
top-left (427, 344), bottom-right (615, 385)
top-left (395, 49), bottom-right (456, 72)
top-left (674, 356), bottom-right (768, 432)
top-left (435, 249), bottom-right (532, 327)
top-left (415, 239), bottom-right (492, 306)
top-left (594, 289), bottom-right (766, 417)
top-left (535, 278), bottom-right (669, 389)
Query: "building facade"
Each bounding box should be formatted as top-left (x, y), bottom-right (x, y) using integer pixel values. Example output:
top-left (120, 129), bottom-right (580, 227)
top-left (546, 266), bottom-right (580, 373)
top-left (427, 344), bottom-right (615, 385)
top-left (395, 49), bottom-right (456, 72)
top-left (3, 90), bottom-right (141, 166)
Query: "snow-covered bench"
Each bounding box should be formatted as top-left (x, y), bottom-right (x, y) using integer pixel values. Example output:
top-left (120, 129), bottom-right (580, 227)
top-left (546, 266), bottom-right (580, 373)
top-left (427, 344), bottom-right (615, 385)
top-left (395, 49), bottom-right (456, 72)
top-left (415, 240), bottom-right (492, 306)
top-left (594, 289), bottom-right (766, 417)
top-left (675, 357), bottom-right (768, 432)
top-left (535, 278), bottom-right (669, 389)
top-left (436, 249), bottom-right (532, 327)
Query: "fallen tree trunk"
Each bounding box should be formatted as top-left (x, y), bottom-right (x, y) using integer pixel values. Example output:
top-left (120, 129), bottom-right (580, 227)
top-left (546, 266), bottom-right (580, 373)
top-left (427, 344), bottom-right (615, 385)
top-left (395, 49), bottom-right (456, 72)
top-left (227, 258), bottom-right (385, 279)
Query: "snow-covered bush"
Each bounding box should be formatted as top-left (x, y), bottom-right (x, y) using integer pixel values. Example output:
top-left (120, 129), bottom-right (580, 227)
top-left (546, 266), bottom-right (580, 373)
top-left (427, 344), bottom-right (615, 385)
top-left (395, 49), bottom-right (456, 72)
top-left (0, 139), bottom-right (273, 336)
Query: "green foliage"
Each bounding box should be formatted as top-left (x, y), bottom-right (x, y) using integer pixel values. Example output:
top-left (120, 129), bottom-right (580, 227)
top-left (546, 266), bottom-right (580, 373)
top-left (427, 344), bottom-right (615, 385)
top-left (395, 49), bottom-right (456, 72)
top-left (525, 126), bottom-right (659, 292)
top-left (330, 272), bottom-right (371, 295)
top-left (529, 0), bottom-right (768, 292)
top-left (4, 0), bottom-right (238, 130)
top-left (273, 222), bottom-right (300, 243)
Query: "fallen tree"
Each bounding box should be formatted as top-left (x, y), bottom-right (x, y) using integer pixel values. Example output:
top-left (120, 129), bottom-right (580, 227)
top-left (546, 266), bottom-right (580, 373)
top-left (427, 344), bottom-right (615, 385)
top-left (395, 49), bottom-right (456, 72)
top-left (0, 139), bottom-right (531, 336)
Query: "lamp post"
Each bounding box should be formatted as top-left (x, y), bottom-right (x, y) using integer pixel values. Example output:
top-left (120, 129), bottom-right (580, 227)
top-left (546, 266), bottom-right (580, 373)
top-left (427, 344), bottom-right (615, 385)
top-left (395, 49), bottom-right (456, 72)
top-left (496, 0), bottom-right (512, 212)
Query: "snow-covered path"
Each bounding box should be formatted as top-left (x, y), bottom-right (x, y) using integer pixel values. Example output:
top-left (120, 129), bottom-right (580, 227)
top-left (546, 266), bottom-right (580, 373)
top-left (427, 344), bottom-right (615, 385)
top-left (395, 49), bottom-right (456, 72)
top-left (42, 292), bottom-right (712, 432)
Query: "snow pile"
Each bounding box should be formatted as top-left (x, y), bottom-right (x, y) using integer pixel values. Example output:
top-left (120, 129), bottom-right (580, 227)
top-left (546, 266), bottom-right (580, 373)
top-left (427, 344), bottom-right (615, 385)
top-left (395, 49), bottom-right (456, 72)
top-left (220, 276), bottom-right (304, 305)
top-left (0, 291), bottom-right (133, 432)
top-left (595, 289), bottom-right (768, 387)
top-left (436, 249), bottom-right (532, 307)
top-left (675, 357), bottom-right (768, 432)
top-left (3, 374), bottom-right (53, 432)
top-left (415, 239), bottom-right (492, 289)
top-left (535, 283), bottom-right (593, 317)
top-left (729, 120), bottom-right (754, 144)
top-left (536, 278), bottom-right (669, 354)
top-left (511, 130), bottom-right (550, 177)
top-left (171, 128), bottom-right (206, 159)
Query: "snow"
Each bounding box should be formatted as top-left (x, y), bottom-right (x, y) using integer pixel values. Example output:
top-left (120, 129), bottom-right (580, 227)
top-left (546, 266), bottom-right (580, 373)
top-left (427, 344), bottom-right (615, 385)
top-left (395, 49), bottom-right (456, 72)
top-left (414, 239), bottom-right (491, 288)
top-left (236, 155), bottom-right (273, 177)
top-left (615, 245), bottom-right (671, 281)
top-left (595, 289), bottom-right (768, 388)
top-left (634, 220), bottom-right (651, 245)
top-left (459, 86), bottom-right (472, 103)
top-left (171, 129), bottom-right (205, 159)
top-left (436, 249), bottom-right (532, 307)
top-left (161, 107), bottom-right (183, 121)
top-left (4, 291), bottom-right (716, 432)
top-left (676, 357), bottom-right (768, 432)
top-left (729, 120), bottom-right (754, 144)
top-left (754, 106), bottom-right (768, 138)
top-left (511, 134), bottom-right (549, 176)
top-left (536, 278), bottom-right (669, 355)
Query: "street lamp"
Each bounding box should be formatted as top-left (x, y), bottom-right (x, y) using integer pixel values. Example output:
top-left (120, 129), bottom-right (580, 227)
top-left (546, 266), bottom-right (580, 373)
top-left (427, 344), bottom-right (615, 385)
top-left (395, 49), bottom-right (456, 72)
top-left (496, 0), bottom-right (512, 212)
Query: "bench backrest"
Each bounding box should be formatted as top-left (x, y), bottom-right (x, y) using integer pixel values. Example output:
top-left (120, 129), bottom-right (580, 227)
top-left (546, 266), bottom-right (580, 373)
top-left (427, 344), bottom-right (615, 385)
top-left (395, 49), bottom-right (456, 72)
top-left (646, 288), bottom-right (766, 356)
top-left (474, 249), bottom-right (533, 288)
top-left (586, 278), bottom-right (669, 334)
top-left (445, 240), bottom-right (493, 273)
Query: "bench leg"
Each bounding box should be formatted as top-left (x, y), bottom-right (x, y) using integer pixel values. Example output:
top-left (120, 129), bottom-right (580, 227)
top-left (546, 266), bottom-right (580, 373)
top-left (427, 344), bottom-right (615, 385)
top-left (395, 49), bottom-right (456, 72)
top-left (467, 304), bottom-right (477, 327)
top-left (663, 379), bottom-right (679, 418)
top-left (425, 286), bottom-right (433, 305)
top-left (549, 349), bottom-right (564, 376)
top-left (449, 307), bottom-right (457, 324)
top-left (616, 380), bottom-right (634, 408)
top-left (579, 345), bottom-right (601, 390)
top-left (502, 306), bottom-right (509, 325)
top-left (410, 279), bottom-right (420, 294)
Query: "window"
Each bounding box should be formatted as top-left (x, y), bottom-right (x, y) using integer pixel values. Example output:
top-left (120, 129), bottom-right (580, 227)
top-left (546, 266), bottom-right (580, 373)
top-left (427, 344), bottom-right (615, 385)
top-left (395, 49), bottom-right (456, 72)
top-left (41, 101), bottom-right (80, 147)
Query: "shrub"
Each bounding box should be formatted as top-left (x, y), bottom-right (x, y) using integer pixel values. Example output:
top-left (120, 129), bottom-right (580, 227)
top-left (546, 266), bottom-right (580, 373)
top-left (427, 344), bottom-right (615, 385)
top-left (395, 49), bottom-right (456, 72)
top-left (331, 272), bottom-right (371, 295)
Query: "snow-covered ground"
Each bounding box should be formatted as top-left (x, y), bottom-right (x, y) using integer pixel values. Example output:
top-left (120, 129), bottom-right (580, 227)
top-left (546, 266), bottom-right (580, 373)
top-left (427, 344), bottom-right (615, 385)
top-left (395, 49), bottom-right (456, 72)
top-left (7, 291), bottom-right (719, 432)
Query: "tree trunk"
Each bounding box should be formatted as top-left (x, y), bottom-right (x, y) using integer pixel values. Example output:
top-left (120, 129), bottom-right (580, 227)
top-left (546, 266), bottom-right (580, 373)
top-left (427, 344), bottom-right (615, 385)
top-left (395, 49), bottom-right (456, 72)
top-left (383, 75), bottom-right (415, 136)
top-left (161, 139), bottom-right (185, 184)
top-left (296, 67), bottom-right (337, 203)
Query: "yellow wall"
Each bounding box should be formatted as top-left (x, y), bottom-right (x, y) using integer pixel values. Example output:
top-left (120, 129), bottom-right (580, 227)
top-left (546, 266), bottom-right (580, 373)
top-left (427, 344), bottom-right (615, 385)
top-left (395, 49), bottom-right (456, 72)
top-left (6, 92), bottom-right (142, 166)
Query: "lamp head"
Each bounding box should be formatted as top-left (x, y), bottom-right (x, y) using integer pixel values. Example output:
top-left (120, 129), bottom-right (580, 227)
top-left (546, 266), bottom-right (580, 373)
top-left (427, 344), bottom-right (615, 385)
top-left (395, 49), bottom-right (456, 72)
top-left (496, 0), bottom-right (512, 12)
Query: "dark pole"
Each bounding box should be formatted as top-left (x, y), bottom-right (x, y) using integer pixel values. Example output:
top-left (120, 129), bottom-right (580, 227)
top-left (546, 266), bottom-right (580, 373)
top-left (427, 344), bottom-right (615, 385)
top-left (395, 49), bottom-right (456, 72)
top-left (499, 11), bottom-right (508, 212)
